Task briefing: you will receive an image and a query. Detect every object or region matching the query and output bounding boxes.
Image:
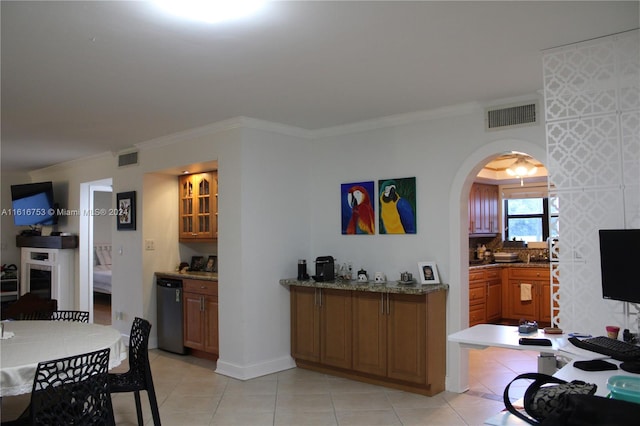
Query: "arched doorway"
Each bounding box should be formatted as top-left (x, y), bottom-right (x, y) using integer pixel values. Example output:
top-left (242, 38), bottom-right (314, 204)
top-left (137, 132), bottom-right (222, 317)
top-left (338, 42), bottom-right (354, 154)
top-left (447, 140), bottom-right (546, 393)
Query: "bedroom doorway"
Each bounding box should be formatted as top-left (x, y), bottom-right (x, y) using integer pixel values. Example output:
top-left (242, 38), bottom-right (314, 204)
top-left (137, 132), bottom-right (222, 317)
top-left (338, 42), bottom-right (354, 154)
top-left (78, 178), bottom-right (112, 324)
top-left (92, 189), bottom-right (112, 325)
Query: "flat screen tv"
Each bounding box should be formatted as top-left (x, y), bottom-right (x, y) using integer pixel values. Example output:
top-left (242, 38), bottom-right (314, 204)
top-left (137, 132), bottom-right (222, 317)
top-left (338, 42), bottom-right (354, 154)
top-left (599, 229), bottom-right (640, 304)
top-left (10, 181), bottom-right (57, 226)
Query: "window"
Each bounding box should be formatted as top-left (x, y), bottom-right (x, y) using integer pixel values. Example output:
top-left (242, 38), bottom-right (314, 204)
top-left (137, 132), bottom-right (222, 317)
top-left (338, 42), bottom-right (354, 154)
top-left (504, 197), bottom-right (558, 242)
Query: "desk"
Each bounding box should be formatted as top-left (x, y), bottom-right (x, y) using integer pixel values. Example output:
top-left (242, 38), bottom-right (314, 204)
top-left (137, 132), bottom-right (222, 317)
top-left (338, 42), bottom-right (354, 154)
top-left (449, 324), bottom-right (565, 375)
top-left (449, 325), bottom-right (640, 425)
top-left (0, 321), bottom-right (126, 397)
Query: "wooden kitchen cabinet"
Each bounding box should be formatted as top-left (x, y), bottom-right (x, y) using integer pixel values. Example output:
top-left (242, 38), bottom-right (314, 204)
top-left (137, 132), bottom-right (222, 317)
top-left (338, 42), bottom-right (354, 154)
top-left (504, 267), bottom-right (551, 325)
top-left (468, 267), bottom-right (502, 326)
top-left (469, 270), bottom-right (486, 326)
top-left (183, 279), bottom-right (218, 358)
top-left (469, 183), bottom-right (499, 235)
top-left (352, 292), bottom-right (429, 384)
top-left (290, 286), bottom-right (352, 369)
top-left (291, 285), bottom-right (446, 396)
top-left (179, 171), bottom-right (218, 242)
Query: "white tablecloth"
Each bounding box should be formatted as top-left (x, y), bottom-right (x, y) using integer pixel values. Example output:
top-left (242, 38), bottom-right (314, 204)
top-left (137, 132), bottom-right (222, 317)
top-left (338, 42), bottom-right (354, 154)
top-left (0, 320), bottom-right (126, 397)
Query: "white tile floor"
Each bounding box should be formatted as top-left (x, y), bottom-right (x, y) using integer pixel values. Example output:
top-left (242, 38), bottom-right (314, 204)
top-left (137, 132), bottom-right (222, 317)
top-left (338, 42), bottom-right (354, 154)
top-left (1, 346), bottom-right (539, 425)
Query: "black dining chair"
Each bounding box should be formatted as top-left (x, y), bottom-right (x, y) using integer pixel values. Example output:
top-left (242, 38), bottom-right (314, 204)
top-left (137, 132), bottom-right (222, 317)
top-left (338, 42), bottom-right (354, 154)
top-left (3, 348), bottom-right (114, 426)
top-left (0, 293), bottom-right (57, 321)
top-left (109, 317), bottom-right (161, 426)
top-left (50, 310), bottom-right (90, 323)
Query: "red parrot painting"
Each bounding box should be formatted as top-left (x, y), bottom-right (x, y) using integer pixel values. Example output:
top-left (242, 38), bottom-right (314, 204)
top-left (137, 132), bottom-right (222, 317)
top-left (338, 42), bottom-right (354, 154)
top-left (345, 184), bottom-right (375, 234)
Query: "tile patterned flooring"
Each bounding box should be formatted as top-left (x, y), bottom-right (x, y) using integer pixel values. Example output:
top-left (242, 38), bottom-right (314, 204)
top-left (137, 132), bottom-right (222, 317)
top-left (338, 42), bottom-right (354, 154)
top-left (2, 345), bottom-right (538, 425)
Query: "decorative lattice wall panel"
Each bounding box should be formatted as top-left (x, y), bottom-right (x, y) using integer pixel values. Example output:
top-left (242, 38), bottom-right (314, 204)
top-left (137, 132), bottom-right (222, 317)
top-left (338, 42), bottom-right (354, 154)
top-left (543, 30), bottom-right (640, 333)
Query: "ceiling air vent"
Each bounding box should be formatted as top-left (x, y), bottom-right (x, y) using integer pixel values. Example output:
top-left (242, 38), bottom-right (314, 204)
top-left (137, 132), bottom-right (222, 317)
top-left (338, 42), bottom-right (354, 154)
top-left (485, 102), bottom-right (537, 131)
top-left (118, 151), bottom-right (138, 167)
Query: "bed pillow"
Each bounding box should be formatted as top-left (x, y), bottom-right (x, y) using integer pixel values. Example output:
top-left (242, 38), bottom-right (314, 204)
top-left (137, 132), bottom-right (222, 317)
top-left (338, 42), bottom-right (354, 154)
top-left (95, 246), bottom-right (107, 266)
top-left (102, 246), bottom-right (112, 265)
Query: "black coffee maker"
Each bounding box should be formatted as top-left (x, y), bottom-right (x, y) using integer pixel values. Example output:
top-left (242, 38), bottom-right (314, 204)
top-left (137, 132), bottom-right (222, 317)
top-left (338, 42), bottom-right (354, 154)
top-left (313, 256), bottom-right (335, 282)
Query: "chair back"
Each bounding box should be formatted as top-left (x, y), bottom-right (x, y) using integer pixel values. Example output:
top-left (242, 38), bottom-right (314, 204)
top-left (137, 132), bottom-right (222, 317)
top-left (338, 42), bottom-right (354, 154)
top-left (128, 317), bottom-right (153, 386)
top-left (51, 310), bottom-right (90, 323)
top-left (1, 292), bottom-right (57, 320)
top-left (30, 348), bottom-right (114, 425)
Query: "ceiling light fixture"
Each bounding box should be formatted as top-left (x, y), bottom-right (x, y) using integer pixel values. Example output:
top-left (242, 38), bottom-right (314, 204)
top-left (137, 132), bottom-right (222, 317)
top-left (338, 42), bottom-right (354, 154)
top-left (153, 0), bottom-right (266, 24)
top-left (506, 156), bottom-right (537, 186)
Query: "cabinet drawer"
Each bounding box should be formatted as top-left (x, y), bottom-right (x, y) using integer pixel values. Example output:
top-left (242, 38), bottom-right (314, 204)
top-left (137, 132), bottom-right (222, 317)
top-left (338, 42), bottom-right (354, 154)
top-left (184, 279), bottom-right (218, 296)
top-left (486, 269), bottom-right (501, 280)
top-left (469, 284), bottom-right (486, 305)
top-left (509, 268), bottom-right (549, 280)
top-left (469, 305), bottom-right (486, 325)
top-left (469, 270), bottom-right (485, 282)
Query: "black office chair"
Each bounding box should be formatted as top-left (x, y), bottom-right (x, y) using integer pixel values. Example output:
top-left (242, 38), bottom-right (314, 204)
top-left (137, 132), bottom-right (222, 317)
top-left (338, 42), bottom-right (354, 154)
top-left (3, 348), bottom-right (114, 425)
top-left (50, 310), bottom-right (90, 323)
top-left (109, 317), bottom-right (161, 426)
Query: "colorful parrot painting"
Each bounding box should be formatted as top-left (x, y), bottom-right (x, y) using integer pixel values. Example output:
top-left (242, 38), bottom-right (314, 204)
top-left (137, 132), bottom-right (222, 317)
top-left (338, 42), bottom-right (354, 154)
top-left (341, 182), bottom-right (375, 234)
top-left (379, 178), bottom-right (416, 234)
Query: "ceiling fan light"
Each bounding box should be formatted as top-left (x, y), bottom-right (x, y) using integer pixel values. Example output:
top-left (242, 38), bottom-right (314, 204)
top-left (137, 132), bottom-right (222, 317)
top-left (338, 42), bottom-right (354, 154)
top-left (506, 157), bottom-right (537, 178)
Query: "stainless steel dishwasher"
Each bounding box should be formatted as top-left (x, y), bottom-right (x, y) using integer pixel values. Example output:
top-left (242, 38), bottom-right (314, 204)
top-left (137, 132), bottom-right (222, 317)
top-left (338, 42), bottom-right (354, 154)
top-left (156, 277), bottom-right (187, 354)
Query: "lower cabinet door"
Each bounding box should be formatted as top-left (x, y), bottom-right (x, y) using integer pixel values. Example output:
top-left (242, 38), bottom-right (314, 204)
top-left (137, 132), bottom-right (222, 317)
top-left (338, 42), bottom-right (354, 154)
top-left (290, 287), bottom-right (321, 362)
top-left (509, 280), bottom-right (537, 320)
top-left (204, 296), bottom-right (219, 355)
top-left (486, 280), bottom-right (502, 322)
top-left (387, 294), bottom-right (426, 384)
top-left (320, 289), bottom-right (352, 369)
top-left (184, 291), bottom-right (204, 349)
top-left (352, 292), bottom-right (387, 376)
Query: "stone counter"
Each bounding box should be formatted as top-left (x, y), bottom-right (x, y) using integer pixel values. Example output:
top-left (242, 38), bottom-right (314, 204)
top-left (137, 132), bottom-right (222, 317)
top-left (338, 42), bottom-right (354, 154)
top-left (469, 262), bottom-right (551, 271)
top-left (280, 278), bottom-right (448, 295)
top-left (156, 271), bottom-right (218, 282)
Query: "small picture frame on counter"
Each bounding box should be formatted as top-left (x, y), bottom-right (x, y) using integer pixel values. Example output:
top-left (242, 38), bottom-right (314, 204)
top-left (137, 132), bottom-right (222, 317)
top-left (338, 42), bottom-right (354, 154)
top-left (204, 255), bottom-right (217, 272)
top-left (190, 256), bottom-right (204, 271)
top-left (418, 261), bottom-right (440, 284)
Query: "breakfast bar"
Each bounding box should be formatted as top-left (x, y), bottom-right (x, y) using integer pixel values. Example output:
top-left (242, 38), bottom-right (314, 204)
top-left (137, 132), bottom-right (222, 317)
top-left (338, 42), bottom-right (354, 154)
top-left (280, 278), bottom-right (448, 396)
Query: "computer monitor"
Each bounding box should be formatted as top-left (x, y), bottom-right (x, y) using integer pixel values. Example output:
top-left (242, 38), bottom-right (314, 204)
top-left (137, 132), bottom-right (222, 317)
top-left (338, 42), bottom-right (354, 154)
top-left (599, 229), bottom-right (640, 304)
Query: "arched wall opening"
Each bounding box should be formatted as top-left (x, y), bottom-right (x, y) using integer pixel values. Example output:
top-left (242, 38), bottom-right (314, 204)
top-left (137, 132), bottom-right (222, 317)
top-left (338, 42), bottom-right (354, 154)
top-left (447, 138), bottom-right (546, 392)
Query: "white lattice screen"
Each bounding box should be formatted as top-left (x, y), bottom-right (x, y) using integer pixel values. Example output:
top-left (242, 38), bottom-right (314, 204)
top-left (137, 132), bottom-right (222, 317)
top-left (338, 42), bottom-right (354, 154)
top-left (543, 30), bottom-right (640, 334)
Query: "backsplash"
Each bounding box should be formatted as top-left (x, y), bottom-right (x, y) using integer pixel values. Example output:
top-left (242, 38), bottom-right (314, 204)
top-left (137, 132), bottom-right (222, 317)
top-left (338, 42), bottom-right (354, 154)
top-left (469, 235), bottom-right (549, 263)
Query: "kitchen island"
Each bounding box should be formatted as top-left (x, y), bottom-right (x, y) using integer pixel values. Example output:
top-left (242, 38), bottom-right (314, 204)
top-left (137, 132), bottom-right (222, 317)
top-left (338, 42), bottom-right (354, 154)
top-left (280, 278), bottom-right (448, 396)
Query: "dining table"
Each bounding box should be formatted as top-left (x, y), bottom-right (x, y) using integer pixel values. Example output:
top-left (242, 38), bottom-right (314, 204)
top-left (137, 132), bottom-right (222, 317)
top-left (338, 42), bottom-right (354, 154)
top-left (0, 320), bottom-right (126, 397)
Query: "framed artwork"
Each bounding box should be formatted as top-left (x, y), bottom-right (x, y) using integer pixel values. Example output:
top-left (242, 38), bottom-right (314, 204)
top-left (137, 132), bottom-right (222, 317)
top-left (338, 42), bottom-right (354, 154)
top-left (204, 255), bottom-right (217, 272)
top-left (378, 177), bottom-right (416, 234)
top-left (190, 256), bottom-right (205, 271)
top-left (418, 261), bottom-right (440, 284)
top-left (341, 181), bottom-right (375, 235)
top-left (116, 191), bottom-right (136, 230)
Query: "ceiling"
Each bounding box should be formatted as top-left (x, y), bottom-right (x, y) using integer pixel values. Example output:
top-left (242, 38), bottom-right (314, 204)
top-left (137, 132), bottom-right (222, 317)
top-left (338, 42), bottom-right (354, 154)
top-left (2, 1), bottom-right (638, 172)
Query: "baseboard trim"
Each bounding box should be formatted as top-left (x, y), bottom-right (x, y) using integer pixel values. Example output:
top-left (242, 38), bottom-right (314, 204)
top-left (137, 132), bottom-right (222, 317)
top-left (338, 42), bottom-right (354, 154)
top-left (215, 355), bottom-right (296, 380)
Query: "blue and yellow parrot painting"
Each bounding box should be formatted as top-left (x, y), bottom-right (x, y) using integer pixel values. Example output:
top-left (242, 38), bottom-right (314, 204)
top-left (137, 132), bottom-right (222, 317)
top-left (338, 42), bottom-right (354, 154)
top-left (379, 179), bottom-right (416, 234)
top-left (342, 183), bottom-right (375, 235)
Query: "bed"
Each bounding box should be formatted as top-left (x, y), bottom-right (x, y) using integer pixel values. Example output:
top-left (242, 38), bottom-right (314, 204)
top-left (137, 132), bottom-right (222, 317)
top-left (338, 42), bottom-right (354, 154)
top-left (93, 244), bottom-right (112, 295)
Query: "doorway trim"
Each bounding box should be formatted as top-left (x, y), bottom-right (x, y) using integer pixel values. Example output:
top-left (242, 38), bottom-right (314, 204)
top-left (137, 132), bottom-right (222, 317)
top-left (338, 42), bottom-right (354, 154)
top-left (79, 178), bottom-right (112, 323)
top-left (446, 139), bottom-right (545, 392)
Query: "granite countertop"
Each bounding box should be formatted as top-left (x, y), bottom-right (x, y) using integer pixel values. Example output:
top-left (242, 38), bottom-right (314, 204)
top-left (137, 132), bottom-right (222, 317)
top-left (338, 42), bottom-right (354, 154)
top-left (155, 271), bottom-right (218, 282)
top-left (280, 278), bottom-right (448, 295)
top-left (469, 262), bottom-right (551, 270)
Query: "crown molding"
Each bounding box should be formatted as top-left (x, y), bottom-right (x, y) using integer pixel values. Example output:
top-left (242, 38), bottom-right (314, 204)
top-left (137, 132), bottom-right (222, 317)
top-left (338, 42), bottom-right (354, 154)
top-left (309, 102), bottom-right (482, 139)
top-left (136, 116), bottom-right (313, 151)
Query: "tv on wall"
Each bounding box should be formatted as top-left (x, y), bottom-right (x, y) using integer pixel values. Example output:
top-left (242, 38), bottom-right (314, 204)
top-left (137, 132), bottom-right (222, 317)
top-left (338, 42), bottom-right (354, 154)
top-left (10, 181), bottom-right (57, 226)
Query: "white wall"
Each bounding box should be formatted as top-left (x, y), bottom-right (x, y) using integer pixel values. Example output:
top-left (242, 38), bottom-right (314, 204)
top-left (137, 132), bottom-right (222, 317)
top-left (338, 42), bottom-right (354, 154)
top-left (3, 102), bottom-right (547, 387)
top-left (308, 101), bottom-right (547, 392)
top-left (93, 191), bottom-right (112, 244)
top-left (216, 125), bottom-right (311, 378)
top-left (0, 171), bottom-right (31, 266)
